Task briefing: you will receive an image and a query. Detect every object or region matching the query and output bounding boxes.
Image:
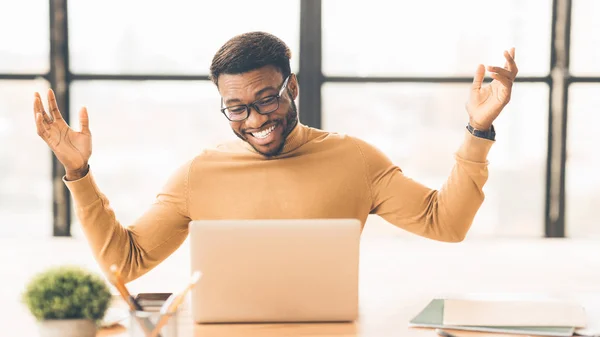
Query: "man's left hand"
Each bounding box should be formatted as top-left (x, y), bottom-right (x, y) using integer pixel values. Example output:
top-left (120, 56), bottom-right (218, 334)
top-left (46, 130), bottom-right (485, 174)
top-left (466, 48), bottom-right (518, 130)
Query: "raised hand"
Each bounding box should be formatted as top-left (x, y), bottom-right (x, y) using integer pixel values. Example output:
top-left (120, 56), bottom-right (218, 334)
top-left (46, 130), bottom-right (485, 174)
top-left (34, 89), bottom-right (92, 180)
top-left (466, 48), bottom-right (518, 130)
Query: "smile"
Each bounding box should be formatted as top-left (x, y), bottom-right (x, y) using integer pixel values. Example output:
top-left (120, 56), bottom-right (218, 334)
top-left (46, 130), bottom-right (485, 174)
top-left (251, 124), bottom-right (276, 139)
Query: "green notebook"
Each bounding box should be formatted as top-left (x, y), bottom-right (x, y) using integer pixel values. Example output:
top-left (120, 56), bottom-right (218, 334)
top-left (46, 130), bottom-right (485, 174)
top-left (409, 299), bottom-right (575, 337)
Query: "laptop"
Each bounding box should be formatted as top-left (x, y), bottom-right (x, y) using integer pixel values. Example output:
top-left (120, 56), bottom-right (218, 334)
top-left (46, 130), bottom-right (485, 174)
top-left (188, 218), bottom-right (361, 323)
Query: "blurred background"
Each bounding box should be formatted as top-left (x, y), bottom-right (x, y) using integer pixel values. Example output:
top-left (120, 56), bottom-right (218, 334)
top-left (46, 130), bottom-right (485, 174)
top-left (1, 0), bottom-right (598, 240)
top-left (1, 0), bottom-right (600, 333)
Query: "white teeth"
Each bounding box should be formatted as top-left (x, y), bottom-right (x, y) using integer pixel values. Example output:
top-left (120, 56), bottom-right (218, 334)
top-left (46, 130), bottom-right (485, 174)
top-left (252, 125), bottom-right (276, 139)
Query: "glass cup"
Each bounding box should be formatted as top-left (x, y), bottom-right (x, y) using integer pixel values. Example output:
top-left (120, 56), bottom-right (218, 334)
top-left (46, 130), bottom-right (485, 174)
top-left (129, 309), bottom-right (178, 337)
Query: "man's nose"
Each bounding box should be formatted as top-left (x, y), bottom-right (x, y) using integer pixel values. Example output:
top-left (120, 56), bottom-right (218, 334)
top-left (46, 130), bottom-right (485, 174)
top-left (245, 106), bottom-right (269, 129)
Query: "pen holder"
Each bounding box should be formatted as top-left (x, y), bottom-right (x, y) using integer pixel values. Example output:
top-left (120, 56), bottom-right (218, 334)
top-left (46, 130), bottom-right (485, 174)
top-left (129, 309), bottom-right (178, 337)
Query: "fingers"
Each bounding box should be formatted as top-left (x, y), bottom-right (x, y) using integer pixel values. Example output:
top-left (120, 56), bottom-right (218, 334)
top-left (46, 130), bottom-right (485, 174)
top-left (503, 48), bottom-right (518, 75)
top-left (79, 106), bottom-right (91, 134)
top-left (35, 111), bottom-right (51, 139)
top-left (47, 88), bottom-right (64, 121)
top-left (487, 66), bottom-right (515, 81)
top-left (490, 73), bottom-right (513, 89)
top-left (471, 64), bottom-right (485, 91)
top-left (33, 92), bottom-right (52, 123)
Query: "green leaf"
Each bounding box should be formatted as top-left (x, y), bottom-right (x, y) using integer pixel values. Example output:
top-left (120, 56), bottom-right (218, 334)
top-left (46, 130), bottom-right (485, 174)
top-left (21, 266), bottom-right (112, 321)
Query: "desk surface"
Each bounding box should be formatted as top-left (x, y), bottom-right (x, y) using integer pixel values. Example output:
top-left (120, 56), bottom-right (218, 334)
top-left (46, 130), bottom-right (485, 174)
top-left (96, 293), bottom-right (600, 337)
top-left (3, 236), bottom-right (600, 337)
top-left (97, 297), bottom-right (600, 337)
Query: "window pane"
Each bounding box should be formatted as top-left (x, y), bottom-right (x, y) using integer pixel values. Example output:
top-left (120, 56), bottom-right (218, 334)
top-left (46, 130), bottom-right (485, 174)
top-left (566, 84), bottom-right (600, 238)
top-left (570, 0), bottom-right (600, 76)
top-left (323, 83), bottom-right (548, 237)
top-left (69, 0), bottom-right (300, 74)
top-left (0, 0), bottom-right (49, 73)
top-left (323, 0), bottom-right (551, 77)
top-left (69, 81), bottom-right (233, 237)
top-left (0, 80), bottom-right (52, 237)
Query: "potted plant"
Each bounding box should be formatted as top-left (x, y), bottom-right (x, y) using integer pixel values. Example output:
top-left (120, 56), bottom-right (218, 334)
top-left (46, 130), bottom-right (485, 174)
top-left (22, 265), bottom-right (112, 337)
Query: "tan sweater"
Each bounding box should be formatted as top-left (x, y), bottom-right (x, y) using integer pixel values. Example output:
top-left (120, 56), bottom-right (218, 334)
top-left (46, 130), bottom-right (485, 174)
top-left (65, 123), bottom-right (494, 283)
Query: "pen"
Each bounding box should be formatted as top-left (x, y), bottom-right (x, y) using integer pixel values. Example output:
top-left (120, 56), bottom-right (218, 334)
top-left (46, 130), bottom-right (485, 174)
top-left (149, 271), bottom-right (202, 337)
top-left (109, 264), bottom-right (157, 337)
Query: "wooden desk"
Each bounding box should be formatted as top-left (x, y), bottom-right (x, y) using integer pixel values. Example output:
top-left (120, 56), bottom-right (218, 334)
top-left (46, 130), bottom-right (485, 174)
top-left (3, 236), bottom-right (600, 336)
top-left (98, 293), bottom-right (600, 337)
top-left (97, 291), bottom-right (600, 337)
top-left (98, 297), bottom-right (563, 337)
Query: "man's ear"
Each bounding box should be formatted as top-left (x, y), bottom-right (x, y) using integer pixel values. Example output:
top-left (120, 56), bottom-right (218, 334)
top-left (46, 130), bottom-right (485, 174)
top-left (288, 73), bottom-right (299, 100)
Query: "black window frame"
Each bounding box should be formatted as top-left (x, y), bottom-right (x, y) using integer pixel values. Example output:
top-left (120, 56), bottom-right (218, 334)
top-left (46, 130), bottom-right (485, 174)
top-left (1, 0), bottom-right (596, 237)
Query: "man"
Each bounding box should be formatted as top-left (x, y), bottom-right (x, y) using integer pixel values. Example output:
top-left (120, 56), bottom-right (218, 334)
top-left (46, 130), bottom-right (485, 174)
top-left (33, 32), bottom-right (518, 283)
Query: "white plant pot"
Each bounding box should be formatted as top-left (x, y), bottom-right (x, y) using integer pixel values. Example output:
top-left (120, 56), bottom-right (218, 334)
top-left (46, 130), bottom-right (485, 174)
top-left (38, 319), bottom-right (97, 337)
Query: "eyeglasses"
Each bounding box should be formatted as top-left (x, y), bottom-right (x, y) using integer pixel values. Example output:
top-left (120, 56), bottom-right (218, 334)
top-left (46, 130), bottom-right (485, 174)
top-left (220, 75), bottom-right (291, 122)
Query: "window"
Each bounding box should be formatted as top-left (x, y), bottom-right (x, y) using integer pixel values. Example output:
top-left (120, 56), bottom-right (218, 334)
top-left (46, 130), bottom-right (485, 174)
top-left (1, 0), bottom-right (591, 238)
top-left (68, 0), bottom-right (300, 74)
top-left (69, 81), bottom-right (233, 237)
top-left (570, 0), bottom-right (600, 76)
top-left (322, 0), bottom-right (551, 77)
top-left (323, 83), bottom-right (548, 237)
top-left (566, 84), bottom-right (600, 238)
top-left (0, 80), bottom-right (52, 237)
top-left (0, 0), bottom-right (49, 73)
top-left (66, 0), bottom-right (302, 235)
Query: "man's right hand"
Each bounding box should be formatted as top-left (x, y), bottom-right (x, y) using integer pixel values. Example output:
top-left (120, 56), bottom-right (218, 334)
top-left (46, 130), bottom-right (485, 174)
top-left (34, 89), bottom-right (92, 181)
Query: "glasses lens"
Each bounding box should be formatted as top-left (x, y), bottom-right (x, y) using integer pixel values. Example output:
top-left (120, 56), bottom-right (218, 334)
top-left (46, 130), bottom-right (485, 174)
top-left (224, 106), bottom-right (248, 121)
top-left (255, 96), bottom-right (279, 114)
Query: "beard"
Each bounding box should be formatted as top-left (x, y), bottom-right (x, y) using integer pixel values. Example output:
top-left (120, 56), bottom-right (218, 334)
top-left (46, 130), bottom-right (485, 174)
top-left (233, 98), bottom-right (299, 158)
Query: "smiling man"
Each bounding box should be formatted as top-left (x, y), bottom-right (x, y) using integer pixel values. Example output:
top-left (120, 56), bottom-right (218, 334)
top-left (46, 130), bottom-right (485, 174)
top-left (218, 69), bottom-right (295, 157)
top-left (33, 32), bottom-right (518, 282)
top-left (211, 35), bottom-right (299, 157)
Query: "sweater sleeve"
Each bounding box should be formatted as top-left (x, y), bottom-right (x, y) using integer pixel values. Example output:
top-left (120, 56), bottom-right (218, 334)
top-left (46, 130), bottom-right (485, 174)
top-left (63, 160), bottom-right (192, 283)
top-left (354, 130), bottom-right (494, 242)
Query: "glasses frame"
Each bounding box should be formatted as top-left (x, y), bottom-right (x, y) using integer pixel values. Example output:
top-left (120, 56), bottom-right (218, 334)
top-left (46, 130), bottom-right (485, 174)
top-left (220, 74), bottom-right (291, 122)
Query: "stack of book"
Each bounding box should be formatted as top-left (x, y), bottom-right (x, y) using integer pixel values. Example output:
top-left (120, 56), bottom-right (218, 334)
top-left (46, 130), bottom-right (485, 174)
top-left (409, 298), bottom-right (587, 337)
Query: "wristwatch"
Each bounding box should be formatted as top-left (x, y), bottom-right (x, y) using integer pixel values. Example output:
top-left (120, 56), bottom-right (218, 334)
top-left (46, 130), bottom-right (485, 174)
top-left (466, 123), bottom-right (496, 141)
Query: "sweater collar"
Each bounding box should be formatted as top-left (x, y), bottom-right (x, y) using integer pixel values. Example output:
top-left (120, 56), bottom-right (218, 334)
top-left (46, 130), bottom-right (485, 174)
top-left (241, 121), bottom-right (309, 157)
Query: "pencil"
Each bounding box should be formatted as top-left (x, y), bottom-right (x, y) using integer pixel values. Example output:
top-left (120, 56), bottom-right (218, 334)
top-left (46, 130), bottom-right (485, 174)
top-left (166, 271), bottom-right (202, 313)
top-left (109, 264), bottom-right (157, 336)
top-left (149, 271), bottom-right (202, 337)
top-left (109, 265), bottom-right (143, 311)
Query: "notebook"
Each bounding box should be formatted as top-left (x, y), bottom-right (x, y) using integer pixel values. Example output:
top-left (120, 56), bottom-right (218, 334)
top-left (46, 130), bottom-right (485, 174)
top-left (443, 299), bottom-right (587, 327)
top-left (408, 299), bottom-right (577, 337)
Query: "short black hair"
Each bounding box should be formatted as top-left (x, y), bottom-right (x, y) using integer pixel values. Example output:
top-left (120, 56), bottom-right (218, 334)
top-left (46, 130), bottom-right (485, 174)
top-left (209, 31), bottom-right (292, 86)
